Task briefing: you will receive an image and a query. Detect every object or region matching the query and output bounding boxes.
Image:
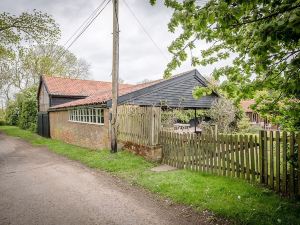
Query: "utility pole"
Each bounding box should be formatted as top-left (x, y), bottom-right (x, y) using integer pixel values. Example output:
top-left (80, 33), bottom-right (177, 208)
top-left (111, 0), bottom-right (119, 153)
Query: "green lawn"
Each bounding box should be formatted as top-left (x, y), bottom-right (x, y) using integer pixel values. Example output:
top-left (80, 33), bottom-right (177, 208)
top-left (1, 126), bottom-right (299, 225)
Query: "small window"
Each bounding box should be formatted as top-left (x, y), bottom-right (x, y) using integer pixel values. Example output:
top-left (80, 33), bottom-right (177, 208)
top-left (68, 107), bottom-right (104, 125)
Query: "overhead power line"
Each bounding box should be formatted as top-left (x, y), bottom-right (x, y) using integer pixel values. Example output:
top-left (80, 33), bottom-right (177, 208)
top-left (56, 0), bottom-right (111, 62)
top-left (62, 0), bottom-right (110, 47)
top-left (122, 0), bottom-right (169, 61)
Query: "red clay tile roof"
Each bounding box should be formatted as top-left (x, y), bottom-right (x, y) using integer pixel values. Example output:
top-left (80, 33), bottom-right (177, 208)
top-left (241, 100), bottom-right (255, 112)
top-left (50, 79), bottom-right (162, 109)
top-left (43, 76), bottom-right (133, 97)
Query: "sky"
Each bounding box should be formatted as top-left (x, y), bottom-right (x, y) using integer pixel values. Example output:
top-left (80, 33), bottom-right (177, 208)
top-left (0, 0), bottom-right (225, 84)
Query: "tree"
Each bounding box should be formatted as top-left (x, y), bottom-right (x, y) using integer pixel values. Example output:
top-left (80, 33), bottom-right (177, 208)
top-left (150, 0), bottom-right (300, 130)
top-left (23, 45), bottom-right (90, 80)
top-left (1, 45), bottom-right (90, 100)
top-left (5, 86), bottom-right (37, 131)
top-left (0, 10), bottom-right (61, 101)
top-left (208, 98), bottom-right (236, 133)
top-left (0, 10), bottom-right (60, 57)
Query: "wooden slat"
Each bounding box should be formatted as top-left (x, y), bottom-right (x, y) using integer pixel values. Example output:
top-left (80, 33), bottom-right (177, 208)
top-left (297, 133), bottom-right (300, 197)
top-left (220, 135), bottom-right (225, 176)
top-left (190, 134), bottom-right (195, 171)
top-left (259, 131), bottom-right (264, 183)
top-left (210, 135), bottom-right (214, 173)
top-left (263, 131), bottom-right (268, 185)
top-left (249, 135), bottom-right (256, 182)
top-left (289, 132), bottom-right (295, 197)
top-left (236, 135), bottom-right (240, 178)
top-left (255, 135), bottom-right (259, 179)
top-left (275, 131), bottom-right (280, 192)
top-left (225, 135), bottom-right (230, 176)
top-left (201, 133), bottom-right (205, 172)
top-left (205, 134), bottom-right (210, 173)
top-left (217, 134), bottom-right (221, 175)
top-left (240, 135), bottom-right (245, 180)
top-left (269, 131), bottom-right (274, 189)
top-left (282, 131), bottom-right (288, 194)
top-left (213, 135), bottom-right (217, 174)
top-left (245, 135), bottom-right (250, 181)
top-left (195, 134), bottom-right (200, 172)
top-left (230, 135), bottom-right (235, 177)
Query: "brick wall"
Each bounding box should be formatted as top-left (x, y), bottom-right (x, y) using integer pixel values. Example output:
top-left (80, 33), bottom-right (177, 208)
top-left (49, 109), bottom-right (110, 149)
top-left (122, 141), bottom-right (162, 162)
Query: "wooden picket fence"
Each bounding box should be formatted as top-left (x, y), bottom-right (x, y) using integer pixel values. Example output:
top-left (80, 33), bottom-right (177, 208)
top-left (118, 105), bottom-right (161, 146)
top-left (160, 130), bottom-right (300, 197)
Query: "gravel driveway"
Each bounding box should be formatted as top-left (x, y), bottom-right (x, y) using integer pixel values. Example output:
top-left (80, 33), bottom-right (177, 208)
top-left (0, 132), bottom-right (228, 225)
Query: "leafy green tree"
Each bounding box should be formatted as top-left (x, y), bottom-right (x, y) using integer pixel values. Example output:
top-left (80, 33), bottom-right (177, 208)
top-left (1, 44), bottom-right (90, 101)
top-left (5, 86), bottom-right (38, 131)
top-left (0, 10), bottom-right (61, 101)
top-left (151, 0), bottom-right (300, 130)
top-left (17, 86), bottom-right (38, 131)
top-left (0, 10), bottom-right (60, 57)
top-left (5, 100), bottom-right (19, 126)
top-left (208, 98), bottom-right (236, 133)
top-left (23, 44), bottom-right (90, 80)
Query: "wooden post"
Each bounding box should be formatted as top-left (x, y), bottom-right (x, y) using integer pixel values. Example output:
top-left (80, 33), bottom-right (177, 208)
top-left (289, 132), bottom-right (295, 197)
top-left (249, 135), bottom-right (256, 182)
top-left (297, 133), bottom-right (300, 197)
top-left (110, 0), bottom-right (119, 153)
top-left (275, 131), bottom-right (280, 192)
top-left (282, 131), bottom-right (287, 194)
top-left (259, 130), bottom-right (264, 183)
top-left (269, 131), bottom-right (274, 189)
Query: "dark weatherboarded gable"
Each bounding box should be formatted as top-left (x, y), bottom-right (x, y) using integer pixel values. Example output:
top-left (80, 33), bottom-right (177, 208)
top-left (108, 70), bottom-right (218, 109)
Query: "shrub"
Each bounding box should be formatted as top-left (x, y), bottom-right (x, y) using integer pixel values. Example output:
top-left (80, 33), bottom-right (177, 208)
top-left (237, 115), bottom-right (251, 133)
top-left (5, 100), bottom-right (19, 125)
top-left (5, 86), bottom-right (38, 131)
top-left (208, 98), bottom-right (236, 133)
top-left (0, 108), bottom-right (6, 125)
top-left (18, 87), bottom-right (38, 131)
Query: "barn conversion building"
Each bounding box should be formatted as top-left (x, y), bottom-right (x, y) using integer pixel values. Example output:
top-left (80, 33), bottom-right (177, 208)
top-left (37, 69), bottom-right (219, 149)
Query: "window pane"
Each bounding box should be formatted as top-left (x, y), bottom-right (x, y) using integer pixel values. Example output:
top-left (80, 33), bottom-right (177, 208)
top-left (86, 109), bottom-right (89, 123)
top-left (97, 109), bottom-right (101, 124)
top-left (89, 109), bottom-right (92, 123)
top-left (101, 109), bottom-right (104, 124)
top-left (81, 109), bottom-right (84, 121)
top-left (93, 109), bottom-right (96, 123)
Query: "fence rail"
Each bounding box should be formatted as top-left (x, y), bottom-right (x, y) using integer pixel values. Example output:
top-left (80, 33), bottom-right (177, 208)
top-left (160, 130), bottom-right (300, 197)
top-left (118, 105), bottom-right (161, 146)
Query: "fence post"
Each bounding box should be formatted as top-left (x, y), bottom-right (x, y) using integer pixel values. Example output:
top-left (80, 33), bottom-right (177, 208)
top-left (259, 130), bottom-right (265, 184)
top-left (297, 133), bottom-right (300, 197)
top-left (289, 132), bottom-right (295, 198)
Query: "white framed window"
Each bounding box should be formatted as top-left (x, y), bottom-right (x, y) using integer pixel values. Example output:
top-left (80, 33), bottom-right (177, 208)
top-left (68, 107), bottom-right (105, 125)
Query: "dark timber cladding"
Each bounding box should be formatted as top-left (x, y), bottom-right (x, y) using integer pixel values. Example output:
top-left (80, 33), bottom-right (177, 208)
top-left (50, 96), bottom-right (86, 107)
top-left (107, 69), bottom-right (218, 109)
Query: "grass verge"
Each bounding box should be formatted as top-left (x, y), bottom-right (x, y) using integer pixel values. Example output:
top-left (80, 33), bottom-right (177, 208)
top-left (0, 126), bottom-right (299, 225)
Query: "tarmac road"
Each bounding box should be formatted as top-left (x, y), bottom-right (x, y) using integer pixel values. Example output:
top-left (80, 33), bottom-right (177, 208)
top-left (0, 132), bottom-right (227, 225)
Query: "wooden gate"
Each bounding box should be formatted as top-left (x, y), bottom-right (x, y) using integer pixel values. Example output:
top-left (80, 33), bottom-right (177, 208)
top-left (37, 112), bottom-right (50, 138)
top-left (117, 105), bottom-right (161, 146)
